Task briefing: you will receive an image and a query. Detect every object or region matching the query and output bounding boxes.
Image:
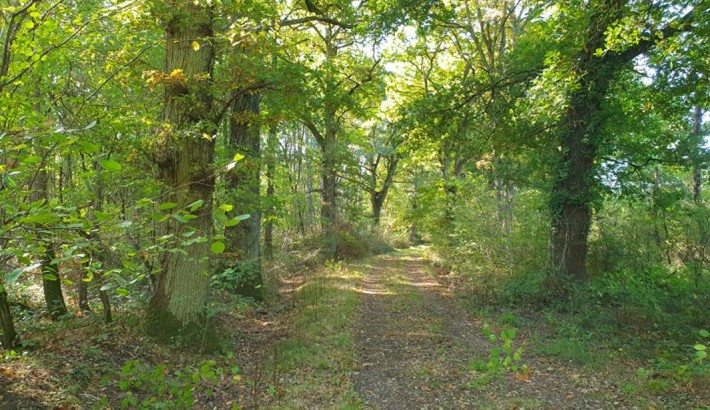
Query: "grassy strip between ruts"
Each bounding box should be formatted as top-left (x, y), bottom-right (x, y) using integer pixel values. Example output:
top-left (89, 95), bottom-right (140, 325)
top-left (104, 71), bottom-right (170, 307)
top-left (266, 260), bottom-right (363, 409)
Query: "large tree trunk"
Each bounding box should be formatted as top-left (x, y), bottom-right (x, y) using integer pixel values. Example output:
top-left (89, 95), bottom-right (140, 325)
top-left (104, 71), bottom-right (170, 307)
top-left (549, 1), bottom-right (695, 280)
top-left (0, 282), bottom-right (19, 348)
top-left (145, 3), bottom-right (217, 347)
top-left (549, 1), bottom-right (624, 281)
top-left (225, 92), bottom-right (263, 299)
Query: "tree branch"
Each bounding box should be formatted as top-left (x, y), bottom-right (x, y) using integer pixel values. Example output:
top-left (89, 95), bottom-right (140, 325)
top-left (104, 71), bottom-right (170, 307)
top-left (612, 8), bottom-right (695, 63)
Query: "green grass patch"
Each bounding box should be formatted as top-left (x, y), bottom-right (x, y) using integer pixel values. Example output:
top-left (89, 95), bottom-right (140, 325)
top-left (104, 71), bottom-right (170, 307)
top-left (538, 338), bottom-right (595, 365)
top-left (268, 262), bottom-right (362, 409)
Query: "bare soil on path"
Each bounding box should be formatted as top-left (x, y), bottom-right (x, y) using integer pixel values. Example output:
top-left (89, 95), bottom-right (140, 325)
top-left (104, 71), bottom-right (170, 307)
top-left (352, 249), bottom-right (650, 410)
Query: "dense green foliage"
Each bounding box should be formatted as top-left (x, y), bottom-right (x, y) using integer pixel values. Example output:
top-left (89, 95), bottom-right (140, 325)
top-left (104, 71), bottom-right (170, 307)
top-left (0, 0), bottom-right (707, 407)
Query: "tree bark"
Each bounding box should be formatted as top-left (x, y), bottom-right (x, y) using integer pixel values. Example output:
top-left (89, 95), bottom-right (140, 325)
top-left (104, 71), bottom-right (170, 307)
top-left (264, 127), bottom-right (277, 260)
top-left (30, 153), bottom-right (68, 319)
top-left (408, 177), bottom-right (422, 245)
top-left (692, 105), bottom-right (702, 203)
top-left (90, 160), bottom-right (112, 323)
top-left (225, 91), bottom-right (263, 299)
top-left (0, 282), bottom-right (19, 348)
top-left (42, 247), bottom-right (68, 320)
top-left (549, 0), bottom-right (623, 281)
top-left (78, 268), bottom-right (90, 313)
top-left (549, 1), bottom-right (697, 280)
top-left (320, 127), bottom-right (338, 257)
top-left (145, 3), bottom-right (217, 347)
top-left (369, 155), bottom-right (399, 226)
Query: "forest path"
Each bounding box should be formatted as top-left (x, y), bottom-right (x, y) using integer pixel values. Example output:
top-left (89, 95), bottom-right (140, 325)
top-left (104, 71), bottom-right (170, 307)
top-left (353, 248), bottom-right (489, 409)
top-left (351, 248), bottom-right (631, 410)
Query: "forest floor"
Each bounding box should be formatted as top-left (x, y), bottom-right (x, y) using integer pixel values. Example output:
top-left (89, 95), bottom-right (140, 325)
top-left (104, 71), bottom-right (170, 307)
top-left (351, 249), bottom-right (658, 409)
top-left (0, 247), bottom-right (707, 409)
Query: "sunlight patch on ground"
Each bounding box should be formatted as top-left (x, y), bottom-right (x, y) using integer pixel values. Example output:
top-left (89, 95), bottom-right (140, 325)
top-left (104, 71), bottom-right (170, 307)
top-left (356, 288), bottom-right (396, 296)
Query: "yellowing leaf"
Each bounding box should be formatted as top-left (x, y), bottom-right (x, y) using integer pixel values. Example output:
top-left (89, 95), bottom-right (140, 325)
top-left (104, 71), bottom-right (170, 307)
top-left (192, 41), bottom-right (200, 51)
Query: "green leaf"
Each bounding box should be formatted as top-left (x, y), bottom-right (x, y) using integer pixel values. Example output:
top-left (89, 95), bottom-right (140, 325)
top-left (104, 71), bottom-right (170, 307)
top-left (694, 344), bottom-right (707, 351)
top-left (235, 214), bottom-right (250, 221)
top-left (188, 199), bottom-right (204, 211)
top-left (158, 202), bottom-right (178, 210)
top-left (172, 214), bottom-right (189, 223)
top-left (43, 274), bottom-right (58, 281)
top-left (23, 155), bottom-right (42, 164)
top-left (94, 211), bottom-right (112, 221)
top-left (699, 330), bottom-right (709, 338)
top-left (224, 219), bottom-right (240, 227)
top-left (210, 242), bottom-right (226, 254)
top-left (100, 159), bottom-right (122, 172)
top-left (233, 153), bottom-right (245, 161)
top-left (20, 213), bottom-right (57, 224)
top-left (219, 204), bottom-right (233, 212)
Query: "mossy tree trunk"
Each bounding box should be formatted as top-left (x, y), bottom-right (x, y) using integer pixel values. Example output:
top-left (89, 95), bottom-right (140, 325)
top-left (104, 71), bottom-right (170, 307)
top-left (225, 92), bottom-right (263, 299)
top-left (145, 2), bottom-right (217, 346)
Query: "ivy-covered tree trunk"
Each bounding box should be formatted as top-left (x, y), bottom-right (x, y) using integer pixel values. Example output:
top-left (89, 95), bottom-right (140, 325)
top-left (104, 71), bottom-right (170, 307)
top-left (225, 92), bottom-right (263, 299)
top-left (146, 3), bottom-right (217, 346)
top-left (0, 282), bottom-right (18, 348)
top-left (549, 8), bottom-right (617, 281)
top-left (548, 0), bottom-right (692, 280)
